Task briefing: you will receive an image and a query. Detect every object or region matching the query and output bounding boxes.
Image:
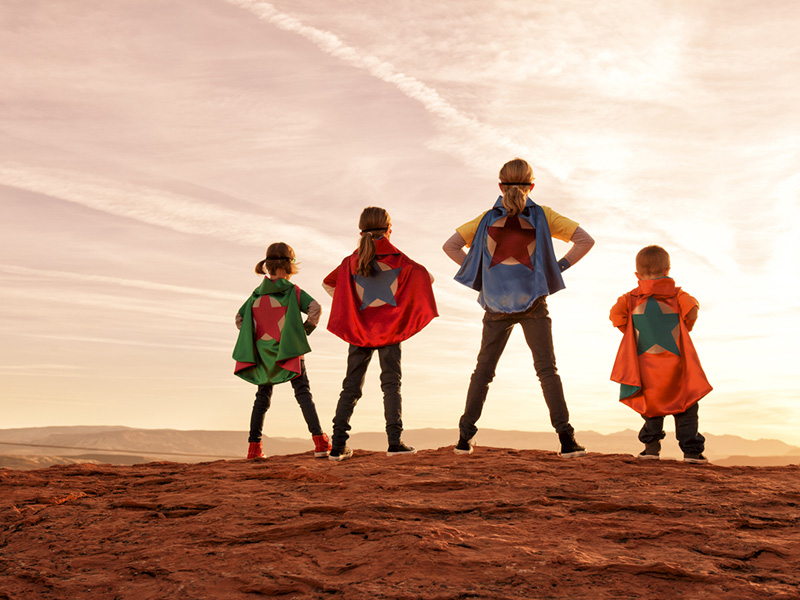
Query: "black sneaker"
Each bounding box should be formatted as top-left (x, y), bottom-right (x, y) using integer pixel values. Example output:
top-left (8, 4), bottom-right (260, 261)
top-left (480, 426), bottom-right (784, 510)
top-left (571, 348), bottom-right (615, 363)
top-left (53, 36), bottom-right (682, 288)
top-left (454, 437), bottom-right (475, 455)
top-left (328, 446), bottom-right (353, 462)
top-left (637, 441), bottom-right (661, 460)
top-left (683, 453), bottom-right (709, 464)
top-left (558, 432), bottom-right (587, 458)
top-left (387, 442), bottom-right (417, 456)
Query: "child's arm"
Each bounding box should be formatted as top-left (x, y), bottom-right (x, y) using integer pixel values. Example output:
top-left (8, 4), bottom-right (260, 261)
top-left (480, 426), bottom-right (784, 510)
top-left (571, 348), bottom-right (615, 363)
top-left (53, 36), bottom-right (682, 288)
top-left (609, 295), bottom-right (628, 332)
top-left (322, 267), bottom-right (338, 298)
top-left (558, 227), bottom-right (595, 271)
top-left (297, 288), bottom-right (322, 335)
top-left (304, 299), bottom-right (321, 334)
top-left (442, 232), bottom-right (468, 266)
top-left (677, 290), bottom-right (700, 331)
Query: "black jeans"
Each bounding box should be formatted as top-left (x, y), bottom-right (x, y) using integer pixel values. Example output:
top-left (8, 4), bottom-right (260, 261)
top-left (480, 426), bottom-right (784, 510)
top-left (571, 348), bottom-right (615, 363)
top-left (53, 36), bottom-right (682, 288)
top-left (638, 401), bottom-right (705, 454)
top-left (331, 343), bottom-right (402, 449)
top-left (459, 298), bottom-right (573, 441)
top-left (248, 360), bottom-right (323, 442)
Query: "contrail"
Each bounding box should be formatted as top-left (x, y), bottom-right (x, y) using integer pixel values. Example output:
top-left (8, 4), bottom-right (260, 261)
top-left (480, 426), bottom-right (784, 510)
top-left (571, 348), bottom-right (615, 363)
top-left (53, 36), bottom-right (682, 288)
top-left (225, 0), bottom-right (568, 178)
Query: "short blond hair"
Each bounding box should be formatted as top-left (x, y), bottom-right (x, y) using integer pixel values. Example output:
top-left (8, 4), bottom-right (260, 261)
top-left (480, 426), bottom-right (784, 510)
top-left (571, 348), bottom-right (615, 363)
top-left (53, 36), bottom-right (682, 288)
top-left (636, 245), bottom-right (670, 278)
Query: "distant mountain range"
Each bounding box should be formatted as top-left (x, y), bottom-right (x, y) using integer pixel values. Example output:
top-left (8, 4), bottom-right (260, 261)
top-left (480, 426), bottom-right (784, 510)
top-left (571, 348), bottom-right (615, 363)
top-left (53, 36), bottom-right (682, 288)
top-left (1, 426), bottom-right (798, 469)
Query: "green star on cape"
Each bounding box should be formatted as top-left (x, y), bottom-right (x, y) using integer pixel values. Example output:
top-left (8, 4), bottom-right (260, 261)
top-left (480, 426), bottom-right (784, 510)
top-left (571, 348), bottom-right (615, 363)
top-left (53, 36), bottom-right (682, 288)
top-left (632, 298), bottom-right (681, 356)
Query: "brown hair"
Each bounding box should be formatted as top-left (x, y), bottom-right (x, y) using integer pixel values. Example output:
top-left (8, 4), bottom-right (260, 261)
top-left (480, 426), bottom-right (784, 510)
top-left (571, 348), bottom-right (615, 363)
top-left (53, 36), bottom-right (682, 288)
top-left (255, 242), bottom-right (298, 277)
top-left (498, 158), bottom-right (534, 216)
top-left (356, 207), bottom-right (391, 277)
top-left (636, 245), bottom-right (670, 278)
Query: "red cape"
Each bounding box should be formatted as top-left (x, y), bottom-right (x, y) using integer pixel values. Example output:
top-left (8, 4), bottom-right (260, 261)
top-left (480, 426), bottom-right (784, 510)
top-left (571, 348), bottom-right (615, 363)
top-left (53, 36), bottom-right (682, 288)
top-left (324, 237), bottom-right (437, 347)
top-left (610, 279), bottom-right (712, 417)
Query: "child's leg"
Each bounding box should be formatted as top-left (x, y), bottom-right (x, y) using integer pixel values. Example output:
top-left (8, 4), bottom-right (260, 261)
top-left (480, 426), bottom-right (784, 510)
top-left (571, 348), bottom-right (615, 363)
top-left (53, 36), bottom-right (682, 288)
top-left (331, 345), bottom-right (374, 449)
top-left (459, 313), bottom-right (514, 441)
top-left (638, 415), bottom-right (666, 447)
top-left (518, 300), bottom-right (572, 435)
top-left (377, 344), bottom-right (402, 445)
top-left (248, 384), bottom-right (273, 443)
top-left (674, 402), bottom-right (705, 454)
top-left (290, 359), bottom-right (323, 437)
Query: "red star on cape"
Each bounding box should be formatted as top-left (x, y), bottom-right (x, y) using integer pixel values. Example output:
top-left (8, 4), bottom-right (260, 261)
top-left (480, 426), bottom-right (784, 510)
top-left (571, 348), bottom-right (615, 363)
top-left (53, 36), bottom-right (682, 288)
top-left (252, 295), bottom-right (287, 342)
top-left (487, 216), bottom-right (536, 268)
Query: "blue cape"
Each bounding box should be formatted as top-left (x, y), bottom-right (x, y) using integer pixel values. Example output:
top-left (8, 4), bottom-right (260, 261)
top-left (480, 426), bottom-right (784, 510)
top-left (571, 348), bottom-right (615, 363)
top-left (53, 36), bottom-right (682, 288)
top-left (454, 197), bottom-right (565, 313)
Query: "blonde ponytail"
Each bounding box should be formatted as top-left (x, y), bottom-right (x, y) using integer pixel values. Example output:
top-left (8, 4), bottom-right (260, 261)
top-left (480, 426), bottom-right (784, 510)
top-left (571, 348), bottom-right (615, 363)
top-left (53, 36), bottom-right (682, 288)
top-left (356, 206), bottom-right (391, 277)
top-left (498, 157), bottom-right (534, 216)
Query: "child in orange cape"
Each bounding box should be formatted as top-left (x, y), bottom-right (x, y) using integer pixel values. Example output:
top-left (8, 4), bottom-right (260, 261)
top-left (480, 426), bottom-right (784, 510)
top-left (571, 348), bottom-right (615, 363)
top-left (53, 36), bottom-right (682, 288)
top-left (610, 245), bottom-right (712, 464)
top-left (233, 242), bottom-right (331, 460)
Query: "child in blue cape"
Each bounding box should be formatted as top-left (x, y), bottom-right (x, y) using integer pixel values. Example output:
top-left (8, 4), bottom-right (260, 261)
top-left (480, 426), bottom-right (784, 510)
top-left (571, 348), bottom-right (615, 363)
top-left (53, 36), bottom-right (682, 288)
top-left (233, 242), bottom-right (331, 459)
top-left (443, 158), bottom-right (594, 457)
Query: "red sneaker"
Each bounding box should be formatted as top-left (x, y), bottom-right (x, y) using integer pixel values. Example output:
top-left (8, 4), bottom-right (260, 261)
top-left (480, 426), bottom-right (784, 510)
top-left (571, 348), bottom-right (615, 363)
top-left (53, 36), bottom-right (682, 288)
top-left (313, 433), bottom-right (332, 457)
top-left (247, 441), bottom-right (265, 459)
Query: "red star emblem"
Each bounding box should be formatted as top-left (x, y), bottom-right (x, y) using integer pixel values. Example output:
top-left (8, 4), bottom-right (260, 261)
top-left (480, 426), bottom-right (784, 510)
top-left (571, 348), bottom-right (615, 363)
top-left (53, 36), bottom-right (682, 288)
top-left (251, 295), bottom-right (287, 341)
top-left (487, 216), bottom-right (536, 269)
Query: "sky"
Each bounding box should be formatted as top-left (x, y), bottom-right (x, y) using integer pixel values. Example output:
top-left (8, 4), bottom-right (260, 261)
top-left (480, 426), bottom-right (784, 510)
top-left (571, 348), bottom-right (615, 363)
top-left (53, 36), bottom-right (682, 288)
top-left (2, 0), bottom-right (799, 446)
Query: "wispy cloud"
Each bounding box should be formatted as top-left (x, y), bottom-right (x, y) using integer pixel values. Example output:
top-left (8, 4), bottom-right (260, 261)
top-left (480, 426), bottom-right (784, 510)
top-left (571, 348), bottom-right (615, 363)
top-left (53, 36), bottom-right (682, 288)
top-left (225, 0), bottom-right (570, 178)
top-left (0, 164), bottom-right (349, 255)
top-left (0, 265), bottom-right (240, 301)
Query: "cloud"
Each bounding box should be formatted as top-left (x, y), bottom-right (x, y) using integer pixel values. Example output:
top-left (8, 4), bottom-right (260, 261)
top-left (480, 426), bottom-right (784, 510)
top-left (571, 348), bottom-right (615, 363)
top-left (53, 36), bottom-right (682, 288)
top-left (0, 264), bottom-right (241, 300)
top-left (225, 0), bottom-right (571, 178)
top-left (0, 163), bottom-right (350, 256)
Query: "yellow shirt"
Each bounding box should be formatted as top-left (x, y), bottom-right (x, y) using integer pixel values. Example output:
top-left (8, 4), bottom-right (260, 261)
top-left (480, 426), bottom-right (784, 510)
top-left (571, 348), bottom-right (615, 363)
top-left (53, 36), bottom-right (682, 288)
top-left (456, 206), bottom-right (578, 247)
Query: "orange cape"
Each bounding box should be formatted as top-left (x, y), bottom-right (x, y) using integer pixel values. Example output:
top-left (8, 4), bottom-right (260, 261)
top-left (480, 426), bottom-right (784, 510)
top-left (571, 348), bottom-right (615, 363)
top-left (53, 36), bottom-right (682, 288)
top-left (610, 279), bottom-right (712, 417)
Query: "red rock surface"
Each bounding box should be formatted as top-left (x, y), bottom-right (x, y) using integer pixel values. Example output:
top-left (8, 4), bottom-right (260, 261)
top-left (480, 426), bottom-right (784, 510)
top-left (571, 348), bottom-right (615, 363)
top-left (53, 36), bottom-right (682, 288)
top-left (1, 447), bottom-right (799, 599)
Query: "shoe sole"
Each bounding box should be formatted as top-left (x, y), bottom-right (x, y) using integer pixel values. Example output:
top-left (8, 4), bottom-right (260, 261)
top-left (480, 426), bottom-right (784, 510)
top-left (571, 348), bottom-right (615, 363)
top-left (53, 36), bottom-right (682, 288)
top-left (559, 450), bottom-right (587, 458)
top-left (454, 447), bottom-right (474, 455)
top-left (683, 458), bottom-right (709, 464)
top-left (637, 454), bottom-right (660, 460)
top-left (314, 451), bottom-right (331, 458)
top-left (328, 452), bottom-right (353, 462)
top-left (386, 449), bottom-right (418, 456)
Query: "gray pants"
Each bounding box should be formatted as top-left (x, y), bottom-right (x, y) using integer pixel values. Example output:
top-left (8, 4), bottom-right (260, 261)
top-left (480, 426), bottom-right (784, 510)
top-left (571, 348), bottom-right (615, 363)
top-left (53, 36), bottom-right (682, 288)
top-left (248, 360), bottom-right (322, 442)
top-left (459, 298), bottom-right (573, 441)
top-left (332, 343), bottom-right (403, 449)
top-left (639, 402), bottom-right (705, 454)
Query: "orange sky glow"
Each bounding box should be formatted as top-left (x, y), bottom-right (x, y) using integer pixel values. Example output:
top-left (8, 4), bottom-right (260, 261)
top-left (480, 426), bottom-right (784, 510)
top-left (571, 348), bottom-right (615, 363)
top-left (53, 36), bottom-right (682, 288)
top-left (2, 1), bottom-right (798, 446)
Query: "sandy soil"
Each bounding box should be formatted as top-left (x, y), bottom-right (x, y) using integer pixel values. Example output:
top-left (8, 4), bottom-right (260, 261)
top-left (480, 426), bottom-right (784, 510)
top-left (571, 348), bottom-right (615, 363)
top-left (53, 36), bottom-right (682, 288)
top-left (1, 447), bottom-right (799, 599)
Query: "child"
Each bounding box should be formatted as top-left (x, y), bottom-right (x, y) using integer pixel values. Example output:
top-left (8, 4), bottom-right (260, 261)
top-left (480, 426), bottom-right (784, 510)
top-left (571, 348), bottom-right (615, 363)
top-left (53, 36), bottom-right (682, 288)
top-left (232, 242), bottom-right (331, 459)
top-left (610, 245), bottom-right (712, 464)
top-left (323, 207), bottom-right (438, 461)
top-left (443, 158), bottom-right (594, 457)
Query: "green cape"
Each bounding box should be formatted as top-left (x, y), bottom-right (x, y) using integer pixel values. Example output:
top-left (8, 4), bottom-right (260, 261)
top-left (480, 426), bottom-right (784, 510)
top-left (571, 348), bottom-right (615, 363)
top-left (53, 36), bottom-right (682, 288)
top-left (232, 278), bottom-right (312, 385)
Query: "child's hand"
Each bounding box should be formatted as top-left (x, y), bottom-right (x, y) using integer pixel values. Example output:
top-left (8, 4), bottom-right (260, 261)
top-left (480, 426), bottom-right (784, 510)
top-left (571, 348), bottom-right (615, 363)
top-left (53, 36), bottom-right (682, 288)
top-left (235, 313), bottom-right (243, 330)
top-left (303, 321), bottom-right (317, 336)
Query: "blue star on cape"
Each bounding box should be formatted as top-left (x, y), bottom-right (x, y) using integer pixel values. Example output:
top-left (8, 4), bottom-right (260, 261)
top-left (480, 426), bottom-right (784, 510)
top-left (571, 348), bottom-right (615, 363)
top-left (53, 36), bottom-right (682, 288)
top-left (632, 298), bottom-right (681, 356)
top-left (353, 265), bottom-right (401, 310)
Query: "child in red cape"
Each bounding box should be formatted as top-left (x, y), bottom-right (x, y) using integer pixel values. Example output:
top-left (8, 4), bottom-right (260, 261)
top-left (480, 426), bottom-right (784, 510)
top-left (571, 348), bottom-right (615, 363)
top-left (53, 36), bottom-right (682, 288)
top-left (323, 207), bottom-right (438, 461)
top-left (610, 245), bottom-right (712, 464)
top-left (233, 242), bottom-right (331, 460)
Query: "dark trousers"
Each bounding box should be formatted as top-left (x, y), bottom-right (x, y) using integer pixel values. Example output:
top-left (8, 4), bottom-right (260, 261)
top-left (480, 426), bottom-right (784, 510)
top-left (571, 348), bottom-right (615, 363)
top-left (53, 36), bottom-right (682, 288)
top-left (638, 402), bottom-right (705, 454)
top-left (331, 343), bottom-right (402, 449)
top-left (248, 360), bottom-right (323, 442)
top-left (459, 298), bottom-right (573, 441)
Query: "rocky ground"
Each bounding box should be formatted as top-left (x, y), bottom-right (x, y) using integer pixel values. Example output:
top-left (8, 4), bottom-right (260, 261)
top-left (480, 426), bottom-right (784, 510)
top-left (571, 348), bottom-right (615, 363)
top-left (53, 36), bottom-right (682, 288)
top-left (1, 447), bottom-right (799, 599)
